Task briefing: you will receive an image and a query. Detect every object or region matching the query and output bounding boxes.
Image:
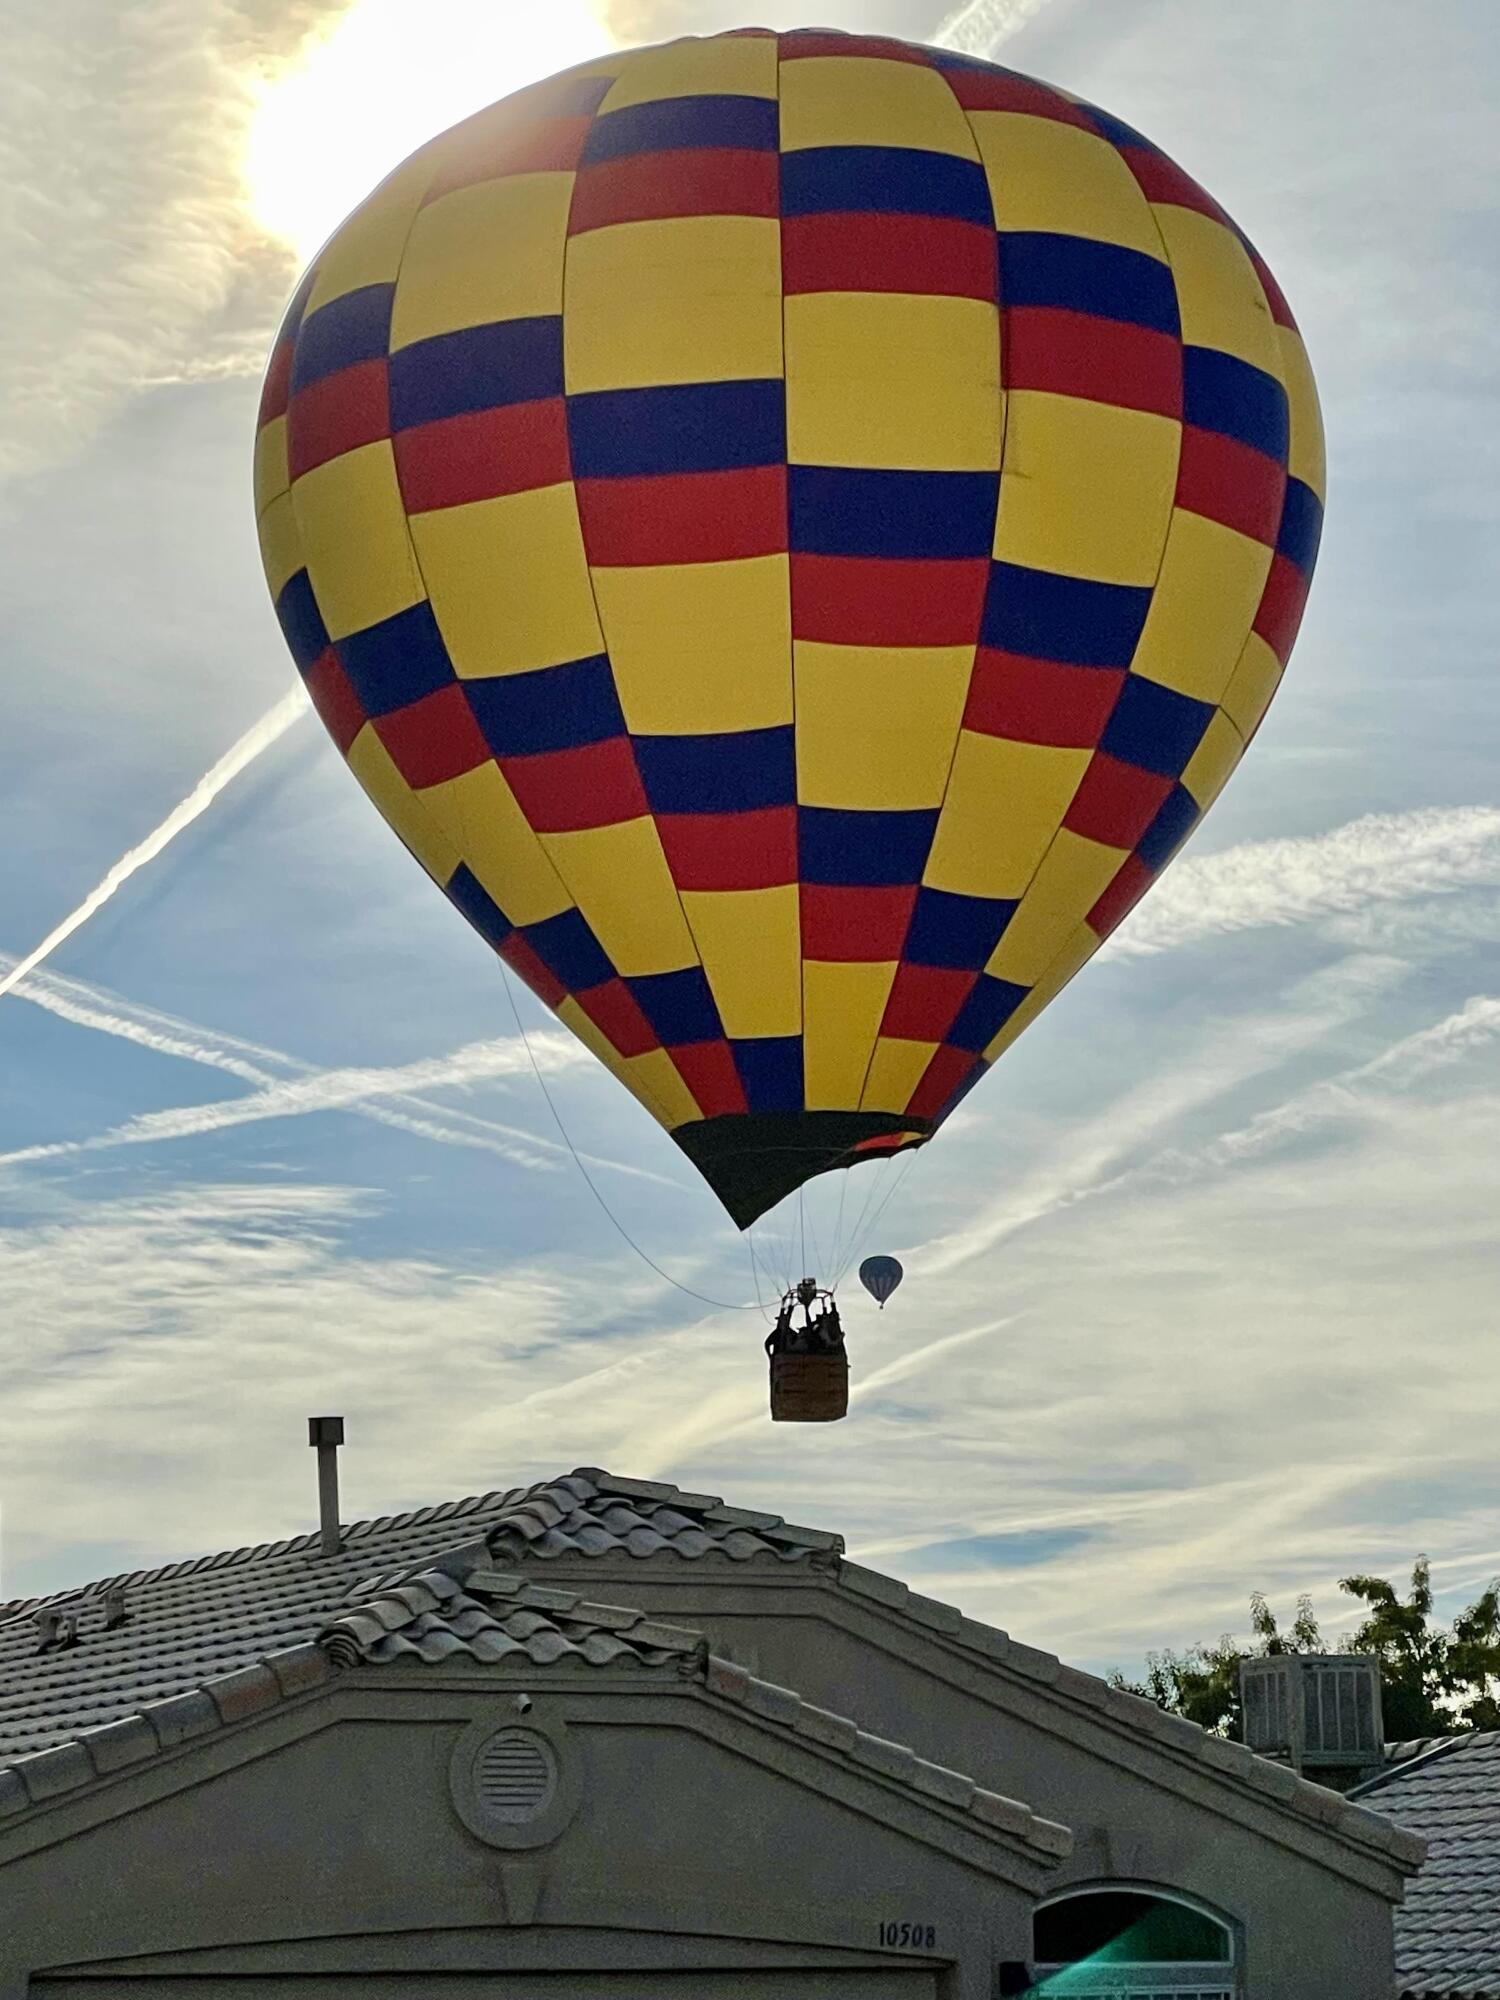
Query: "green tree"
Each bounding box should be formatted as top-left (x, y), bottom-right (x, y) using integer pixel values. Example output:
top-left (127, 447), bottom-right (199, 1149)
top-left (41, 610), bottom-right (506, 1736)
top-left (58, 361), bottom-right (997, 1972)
top-left (1111, 1560), bottom-right (1500, 1742)
top-left (1112, 1592), bottom-right (1324, 1738)
top-left (1340, 1559), bottom-right (1500, 1738)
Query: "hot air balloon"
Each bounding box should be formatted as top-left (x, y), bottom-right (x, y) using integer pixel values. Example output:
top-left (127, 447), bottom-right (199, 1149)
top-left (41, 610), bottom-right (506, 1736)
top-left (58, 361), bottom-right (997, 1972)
top-left (256, 28), bottom-right (1323, 1247)
top-left (860, 1255), bottom-right (904, 1308)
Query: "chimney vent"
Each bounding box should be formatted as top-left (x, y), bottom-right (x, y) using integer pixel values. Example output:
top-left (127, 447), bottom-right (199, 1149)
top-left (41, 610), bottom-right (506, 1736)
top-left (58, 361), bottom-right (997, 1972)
top-left (308, 1416), bottom-right (345, 1555)
top-left (34, 1606), bottom-right (80, 1653)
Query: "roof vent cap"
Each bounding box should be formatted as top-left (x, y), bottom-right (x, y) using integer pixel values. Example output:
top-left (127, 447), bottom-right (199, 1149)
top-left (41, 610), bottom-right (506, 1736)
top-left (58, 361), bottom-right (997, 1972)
top-left (34, 1606), bottom-right (80, 1654)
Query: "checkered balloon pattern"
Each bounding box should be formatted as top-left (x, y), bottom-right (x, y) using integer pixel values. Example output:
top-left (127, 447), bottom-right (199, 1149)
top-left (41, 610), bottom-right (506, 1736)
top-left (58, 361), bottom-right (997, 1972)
top-left (255, 28), bottom-right (1324, 1229)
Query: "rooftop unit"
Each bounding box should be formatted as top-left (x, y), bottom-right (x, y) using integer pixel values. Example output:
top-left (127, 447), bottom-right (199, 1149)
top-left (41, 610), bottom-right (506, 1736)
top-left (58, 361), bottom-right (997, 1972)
top-left (1241, 1653), bottom-right (1384, 1786)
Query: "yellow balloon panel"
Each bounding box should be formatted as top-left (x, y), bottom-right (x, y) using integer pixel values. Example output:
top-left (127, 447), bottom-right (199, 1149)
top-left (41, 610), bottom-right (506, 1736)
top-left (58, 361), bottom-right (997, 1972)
top-left (256, 29), bottom-right (1323, 1227)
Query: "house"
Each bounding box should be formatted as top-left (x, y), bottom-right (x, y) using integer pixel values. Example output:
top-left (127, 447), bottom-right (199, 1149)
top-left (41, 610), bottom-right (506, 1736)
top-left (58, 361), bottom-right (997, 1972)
top-left (1353, 1729), bottom-right (1500, 2000)
top-left (0, 1461), bottom-right (1423, 1996)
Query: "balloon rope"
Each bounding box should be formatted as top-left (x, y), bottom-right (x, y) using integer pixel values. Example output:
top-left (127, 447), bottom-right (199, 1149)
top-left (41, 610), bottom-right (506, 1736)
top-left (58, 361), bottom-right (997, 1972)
top-left (747, 1226), bottom-right (785, 1321)
top-left (831, 1156), bottom-right (886, 1291)
top-left (498, 965), bottom-right (762, 1313)
top-left (805, 1183), bottom-right (827, 1287)
top-left (836, 1151), bottom-right (918, 1290)
top-left (830, 1168), bottom-right (850, 1286)
top-left (745, 1233), bottom-right (774, 1325)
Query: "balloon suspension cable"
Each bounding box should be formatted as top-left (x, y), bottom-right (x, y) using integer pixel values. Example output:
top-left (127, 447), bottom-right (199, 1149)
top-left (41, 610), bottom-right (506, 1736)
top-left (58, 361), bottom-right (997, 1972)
top-left (833, 1148), bottom-right (919, 1291)
top-left (745, 1231), bottom-right (772, 1324)
top-left (830, 1152), bottom-right (888, 1289)
top-left (746, 1226), bottom-right (786, 1324)
top-left (498, 964), bottom-right (762, 1313)
top-left (830, 1168), bottom-right (850, 1284)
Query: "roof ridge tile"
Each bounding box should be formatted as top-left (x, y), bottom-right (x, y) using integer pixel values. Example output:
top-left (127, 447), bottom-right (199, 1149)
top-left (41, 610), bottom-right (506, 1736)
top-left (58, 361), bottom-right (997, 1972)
top-left (140, 1689), bottom-right (220, 1750)
top-left (203, 1664), bottom-right (283, 1728)
top-left (790, 1701), bottom-right (860, 1756)
top-left (567, 1599), bottom-right (646, 1632)
top-left (699, 1650), bottom-right (1069, 1862)
top-left (588, 1473), bottom-right (682, 1503)
top-left (703, 1505), bottom-right (784, 1531)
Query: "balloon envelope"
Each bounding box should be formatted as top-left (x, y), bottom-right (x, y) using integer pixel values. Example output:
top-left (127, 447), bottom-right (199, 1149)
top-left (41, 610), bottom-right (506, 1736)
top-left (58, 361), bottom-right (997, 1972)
top-left (256, 29), bottom-right (1323, 1230)
top-left (859, 1256), bottom-right (904, 1307)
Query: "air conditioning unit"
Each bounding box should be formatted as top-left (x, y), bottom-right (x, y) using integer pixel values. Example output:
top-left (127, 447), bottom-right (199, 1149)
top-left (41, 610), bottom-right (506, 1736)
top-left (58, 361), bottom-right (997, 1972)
top-left (1241, 1654), bottom-right (1383, 1772)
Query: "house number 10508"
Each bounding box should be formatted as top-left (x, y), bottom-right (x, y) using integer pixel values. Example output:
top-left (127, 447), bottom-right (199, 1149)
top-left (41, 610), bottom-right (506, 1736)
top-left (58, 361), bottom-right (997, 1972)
top-left (879, 1921), bottom-right (937, 1948)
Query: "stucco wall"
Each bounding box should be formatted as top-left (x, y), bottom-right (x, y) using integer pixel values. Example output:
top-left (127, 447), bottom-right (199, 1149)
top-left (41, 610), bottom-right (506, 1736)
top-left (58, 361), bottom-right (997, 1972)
top-left (488, 1566), bottom-right (1401, 2000)
top-left (0, 1679), bottom-right (1040, 1995)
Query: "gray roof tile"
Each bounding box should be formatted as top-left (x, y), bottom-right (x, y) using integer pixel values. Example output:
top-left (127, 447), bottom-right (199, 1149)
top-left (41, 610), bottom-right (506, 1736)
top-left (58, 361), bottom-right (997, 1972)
top-left (73, 1714), bottom-right (159, 1776)
top-left (0, 1482), bottom-right (531, 1761)
top-left (0, 1462), bottom-right (814, 1764)
top-left (204, 1663), bottom-right (283, 1727)
top-left (316, 1569), bottom-right (706, 1672)
top-left (1354, 1730), bottom-right (1500, 1996)
top-left (481, 1469), bottom-right (843, 1567)
top-left (13, 1741), bottom-right (94, 1803)
top-left (141, 1689), bottom-right (220, 1749)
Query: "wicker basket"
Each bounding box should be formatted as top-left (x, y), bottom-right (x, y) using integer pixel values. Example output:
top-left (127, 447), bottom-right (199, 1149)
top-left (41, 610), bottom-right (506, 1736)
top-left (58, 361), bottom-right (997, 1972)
top-left (769, 1350), bottom-right (849, 1423)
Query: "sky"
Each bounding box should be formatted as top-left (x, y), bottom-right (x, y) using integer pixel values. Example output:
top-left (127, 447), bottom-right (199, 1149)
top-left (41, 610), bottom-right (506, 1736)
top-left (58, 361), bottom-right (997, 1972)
top-left (1, 0), bottom-right (1497, 1686)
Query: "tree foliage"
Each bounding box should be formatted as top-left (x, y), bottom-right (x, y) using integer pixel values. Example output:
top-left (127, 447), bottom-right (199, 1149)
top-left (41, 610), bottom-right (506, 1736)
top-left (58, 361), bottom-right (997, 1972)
top-left (1111, 1559), bottom-right (1500, 1742)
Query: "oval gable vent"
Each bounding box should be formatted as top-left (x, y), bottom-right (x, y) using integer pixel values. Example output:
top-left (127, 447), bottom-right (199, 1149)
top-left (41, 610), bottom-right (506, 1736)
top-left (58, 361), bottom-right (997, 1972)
top-left (475, 1729), bottom-right (556, 1823)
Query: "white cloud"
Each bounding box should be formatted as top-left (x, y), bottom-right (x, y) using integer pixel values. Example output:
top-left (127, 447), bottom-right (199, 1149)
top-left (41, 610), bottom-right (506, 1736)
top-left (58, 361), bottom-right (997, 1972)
top-left (921, 951), bottom-right (1407, 1277)
top-left (0, 0), bottom-right (330, 482)
top-left (0, 1178), bottom-right (762, 1600)
top-left (0, 1182), bottom-right (619, 1596)
top-left (1110, 807), bottom-right (1500, 959)
top-left (1182, 993), bottom-right (1500, 1175)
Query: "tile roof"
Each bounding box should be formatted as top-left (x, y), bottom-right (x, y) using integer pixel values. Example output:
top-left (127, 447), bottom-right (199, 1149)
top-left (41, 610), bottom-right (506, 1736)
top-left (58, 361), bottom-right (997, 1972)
top-left (0, 1487), bottom-right (520, 1763)
top-left (0, 1464), bottom-right (1425, 1875)
top-left (0, 1640), bottom-right (337, 1825)
top-left (481, 1468), bottom-right (843, 1565)
top-left (0, 1566), bottom-right (1071, 1865)
top-left (1353, 1730), bottom-right (1500, 1998)
top-left (0, 1468), bottom-right (831, 1766)
top-left (317, 1567), bottom-right (709, 1671)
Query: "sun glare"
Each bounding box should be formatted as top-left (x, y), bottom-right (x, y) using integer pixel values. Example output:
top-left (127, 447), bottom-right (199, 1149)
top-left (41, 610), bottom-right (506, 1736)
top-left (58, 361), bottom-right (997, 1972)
top-left (245, 0), bottom-right (617, 266)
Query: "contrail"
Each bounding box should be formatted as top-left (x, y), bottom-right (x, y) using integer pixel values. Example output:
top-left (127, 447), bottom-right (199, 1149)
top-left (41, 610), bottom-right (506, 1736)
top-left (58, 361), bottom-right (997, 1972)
top-left (0, 960), bottom-right (676, 1187)
top-left (0, 1030), bottom-right (589, 1169)
top-left (0, 688), bottom-right (309, 1004)
top-left (933, 0), bottom-right (1054, 57)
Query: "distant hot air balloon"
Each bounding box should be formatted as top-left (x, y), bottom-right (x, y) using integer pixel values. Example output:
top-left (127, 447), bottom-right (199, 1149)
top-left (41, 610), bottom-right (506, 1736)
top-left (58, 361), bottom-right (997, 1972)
top-left (256, 28), bottom-right (1323, 1236)
top-left (859, 1256), bottom-right (904, 1309)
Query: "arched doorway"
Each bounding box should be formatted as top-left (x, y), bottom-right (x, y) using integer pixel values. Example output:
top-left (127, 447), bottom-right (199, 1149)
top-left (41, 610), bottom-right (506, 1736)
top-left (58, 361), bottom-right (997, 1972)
top-left (1031, 1885), bottom-right (1238, 1995)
